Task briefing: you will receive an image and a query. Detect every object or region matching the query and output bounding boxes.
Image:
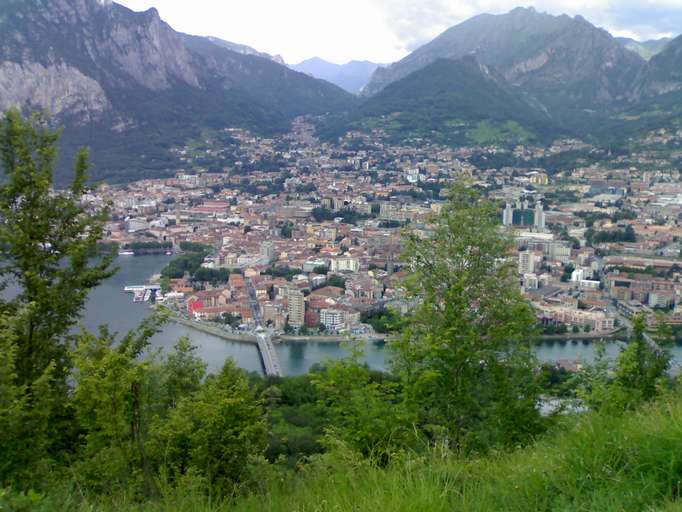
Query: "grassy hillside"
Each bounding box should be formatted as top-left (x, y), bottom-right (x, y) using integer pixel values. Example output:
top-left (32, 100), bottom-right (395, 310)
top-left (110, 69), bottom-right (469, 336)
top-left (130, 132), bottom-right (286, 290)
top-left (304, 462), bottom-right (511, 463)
top-left (16, 391), bottom-right (682, 511)
top-left (233, 393), bottom-right (682, 512)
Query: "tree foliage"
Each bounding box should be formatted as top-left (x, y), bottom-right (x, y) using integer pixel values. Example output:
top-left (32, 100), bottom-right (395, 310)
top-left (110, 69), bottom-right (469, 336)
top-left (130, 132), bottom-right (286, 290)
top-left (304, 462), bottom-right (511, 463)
top-left (0, 110), bottom-right (115, 386)
top-left (580, 315), bottom-right (672, 413)
top-left (0, 110), bottom-right (115, 487)
top-left (392, 183), bottom-right (543, 451)
top-left (155, 360), bottom-right (267, 494)
top-left (311, 349), bottom-right (416, 460)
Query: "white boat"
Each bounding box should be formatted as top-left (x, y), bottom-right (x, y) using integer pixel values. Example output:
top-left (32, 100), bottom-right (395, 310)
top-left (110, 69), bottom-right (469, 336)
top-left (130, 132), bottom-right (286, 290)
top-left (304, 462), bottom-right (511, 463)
top-left (119, 250), bottom-right (135, 256)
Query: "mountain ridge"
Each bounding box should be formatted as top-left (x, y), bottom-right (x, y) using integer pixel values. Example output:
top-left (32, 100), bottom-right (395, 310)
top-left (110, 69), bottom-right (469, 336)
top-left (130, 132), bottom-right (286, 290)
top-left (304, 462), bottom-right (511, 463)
top-left (205, 36), bottom-right (285, 65)
top-left (0, 0), bottom-right (355, 182)
top-left (362, 6), bottom-right (645, 117)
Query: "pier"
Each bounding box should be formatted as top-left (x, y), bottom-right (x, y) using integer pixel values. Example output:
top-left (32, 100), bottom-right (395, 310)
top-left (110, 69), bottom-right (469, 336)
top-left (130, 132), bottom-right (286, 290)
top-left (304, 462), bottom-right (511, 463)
top-left (123, 284), bottom-right (161, 293)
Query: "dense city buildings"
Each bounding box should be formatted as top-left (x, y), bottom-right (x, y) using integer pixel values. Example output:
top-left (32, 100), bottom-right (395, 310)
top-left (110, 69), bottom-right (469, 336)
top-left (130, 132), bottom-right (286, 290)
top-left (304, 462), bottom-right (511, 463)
top-left (95, 118), bottom-right (682, 337)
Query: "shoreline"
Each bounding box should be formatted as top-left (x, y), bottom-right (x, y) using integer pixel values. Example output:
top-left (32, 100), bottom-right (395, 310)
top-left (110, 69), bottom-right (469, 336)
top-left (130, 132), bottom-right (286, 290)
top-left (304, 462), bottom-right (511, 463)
top-left (166, 314), bottom-right (384, 345)
top-left (538, 327), bottom-right (626, 342)
top-left (164, 310), bottom-right (624, 347)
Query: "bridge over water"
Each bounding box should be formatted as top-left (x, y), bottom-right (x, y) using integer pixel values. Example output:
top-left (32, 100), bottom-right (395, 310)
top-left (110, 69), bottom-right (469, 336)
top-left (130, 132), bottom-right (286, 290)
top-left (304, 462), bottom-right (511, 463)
top-left (246, 277), bottom-right (283, 377)
top-left (256, 334), bottom-right (283, 377)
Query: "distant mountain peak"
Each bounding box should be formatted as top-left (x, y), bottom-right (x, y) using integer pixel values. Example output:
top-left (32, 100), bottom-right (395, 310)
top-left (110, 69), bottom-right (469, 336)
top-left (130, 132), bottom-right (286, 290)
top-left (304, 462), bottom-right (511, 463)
top-left (362, 7), bottom-right (645, 112)
top-left (291, 57), bottom-right (382, 94)
top-left (617, 36), bottom-right (672, 61)
top-left (510, 6), bottom-right (537, 15)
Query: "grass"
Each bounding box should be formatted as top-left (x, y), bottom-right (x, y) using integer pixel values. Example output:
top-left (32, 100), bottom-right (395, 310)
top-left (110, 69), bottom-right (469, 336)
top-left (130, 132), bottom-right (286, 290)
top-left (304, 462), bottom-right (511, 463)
top-left (467, 120), bottom-right (532, 145)
top-left (11, 393), bottom-right (682, 511)
top-left (234, 394), bottom-right (682, 512)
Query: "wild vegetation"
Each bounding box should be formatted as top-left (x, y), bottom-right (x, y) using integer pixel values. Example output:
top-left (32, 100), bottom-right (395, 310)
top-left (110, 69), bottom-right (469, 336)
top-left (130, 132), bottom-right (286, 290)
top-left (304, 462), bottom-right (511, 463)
top-left (0, 111), bottom-right (680, 511)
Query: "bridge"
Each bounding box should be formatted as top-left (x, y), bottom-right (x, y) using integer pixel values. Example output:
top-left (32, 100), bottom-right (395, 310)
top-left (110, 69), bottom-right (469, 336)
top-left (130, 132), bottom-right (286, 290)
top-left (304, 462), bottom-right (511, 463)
top-left (246, 277), bottom-right (284, 377)
top-left (257, 333), bottom-right (283, 377)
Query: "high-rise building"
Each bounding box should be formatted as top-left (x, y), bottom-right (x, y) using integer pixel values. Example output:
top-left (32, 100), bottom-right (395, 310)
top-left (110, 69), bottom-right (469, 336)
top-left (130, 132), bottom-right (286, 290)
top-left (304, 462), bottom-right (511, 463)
top-left (534, 201), bottom-right (546, 230)
top-left (503, 202), bottom-right (514, 227)
top-left (518, 250), bottom-right (537, 275)
top-left (287, 289), bottom-right (305, 328)
top-left (260, 241), bottom-right (275, 263)
top-left (320, 309), bottom-right (345, 331)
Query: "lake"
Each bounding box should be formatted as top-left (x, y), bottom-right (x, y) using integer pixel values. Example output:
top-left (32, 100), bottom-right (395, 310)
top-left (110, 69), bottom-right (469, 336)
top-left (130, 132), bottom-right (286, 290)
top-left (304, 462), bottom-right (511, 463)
top-left (79, 255), bottom-right (682, 376)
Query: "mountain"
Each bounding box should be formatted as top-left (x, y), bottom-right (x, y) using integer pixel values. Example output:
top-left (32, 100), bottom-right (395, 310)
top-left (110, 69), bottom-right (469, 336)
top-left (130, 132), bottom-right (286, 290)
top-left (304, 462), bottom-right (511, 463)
top-left (291, 58), bottom-right (382, 94)
top-left (205, 36), bottom-right (285, 65)
top-left (320, 56), bottom-right (559, 146)
top-left (633, 35), bottom-right (682, 97)
top-left (362, 7), bottom-right (645, 117)
top-left (616, 37), bottom-right (671, 61)
top-left (0, 0), bottom-right (354, 183)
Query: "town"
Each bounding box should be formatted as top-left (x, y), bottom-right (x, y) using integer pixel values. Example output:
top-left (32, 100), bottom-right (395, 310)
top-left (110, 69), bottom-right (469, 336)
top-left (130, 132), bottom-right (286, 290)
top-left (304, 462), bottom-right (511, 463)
top-left (92, 117), bottom-right (682, 344)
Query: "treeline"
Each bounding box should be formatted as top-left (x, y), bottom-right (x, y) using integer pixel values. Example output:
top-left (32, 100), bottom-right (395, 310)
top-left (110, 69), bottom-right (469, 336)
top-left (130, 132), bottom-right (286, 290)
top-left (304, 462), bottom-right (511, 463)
top-left (575, 209), bottom-right (637, 228)
top-left (360, 307), bottom-right (399, 334)
top-left (124, 241), bottom-right (172, 254)
top-left (179, 241), bottom-right (214, 253)
top-left (160, 242), bottom-right (228, 283)
top-left (161, 251), bottom-right (208, 279)
top-left (587, 225), bottom-right (636, 245)
top-left (311, 207), bottom-right (372, 225)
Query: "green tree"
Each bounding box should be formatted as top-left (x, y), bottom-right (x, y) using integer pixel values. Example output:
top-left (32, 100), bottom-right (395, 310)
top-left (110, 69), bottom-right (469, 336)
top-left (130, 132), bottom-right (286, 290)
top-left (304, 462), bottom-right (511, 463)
top-left (393, 184), bottom-right (543, 452)
top-left (614, 316), bottom-right (671, 404)
top-left (280, 222), bottom-right (293, 239)
top-left (0, 110), bottom-right (115, 386)
top-left (0, 110), bottom-right (115, 486)
top-left (581, 315), bottom-right (672, 412)
top-left (154, 360), bottom-right (267, 493)
top-left (71, 318), bottom-right (166, 497)
top-left (161, 336), bottom-right (207, 409)
top-left (0, 314), bottom-right (60, 486)
top-left (160, 276), bottom-right (171, 294)
top-left (312, 349), bottom-right (416, 461)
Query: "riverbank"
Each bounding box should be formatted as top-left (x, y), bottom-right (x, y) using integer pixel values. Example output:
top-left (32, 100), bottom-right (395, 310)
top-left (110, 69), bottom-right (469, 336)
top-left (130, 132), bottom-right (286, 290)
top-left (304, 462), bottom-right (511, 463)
top-left (168, 312), bottom-right (622, 347)
top-left (276, 334), bottom-right (387, 343)
top-left (168, 315), bottom-right (258, 344)
top-left (538, 327), bottom-right (626, 342)
top-left (162, 305), bottom-right (387, 345)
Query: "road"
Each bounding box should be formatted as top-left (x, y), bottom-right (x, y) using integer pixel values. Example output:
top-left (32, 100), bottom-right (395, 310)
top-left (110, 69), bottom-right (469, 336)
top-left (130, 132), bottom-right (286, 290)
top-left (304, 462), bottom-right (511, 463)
top-left (246, 277), bottom-right (283, 377)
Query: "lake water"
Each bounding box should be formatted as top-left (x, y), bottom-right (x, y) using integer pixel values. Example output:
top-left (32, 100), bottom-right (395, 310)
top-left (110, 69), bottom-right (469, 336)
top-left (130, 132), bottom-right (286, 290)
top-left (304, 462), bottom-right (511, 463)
top-left (79, 255), bottom-right (682, 376)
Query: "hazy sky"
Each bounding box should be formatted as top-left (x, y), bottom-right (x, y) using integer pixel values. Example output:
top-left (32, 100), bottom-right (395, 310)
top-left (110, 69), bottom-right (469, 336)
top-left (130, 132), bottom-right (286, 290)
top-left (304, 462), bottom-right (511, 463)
top-left (116, 0), bottom-right (681, 64)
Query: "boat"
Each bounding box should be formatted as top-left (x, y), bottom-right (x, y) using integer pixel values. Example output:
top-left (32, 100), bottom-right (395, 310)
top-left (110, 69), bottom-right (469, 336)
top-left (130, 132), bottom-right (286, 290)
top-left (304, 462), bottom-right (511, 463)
top-left (119, 250), bottom-right (135, 256)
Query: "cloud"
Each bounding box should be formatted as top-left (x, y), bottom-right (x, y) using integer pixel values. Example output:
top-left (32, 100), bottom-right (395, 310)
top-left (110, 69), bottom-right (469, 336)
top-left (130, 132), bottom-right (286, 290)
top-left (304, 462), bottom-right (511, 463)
top-left (371, 0), bottom-right (682, 54)
top-left (116, 0), bottom-right (682, 64)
